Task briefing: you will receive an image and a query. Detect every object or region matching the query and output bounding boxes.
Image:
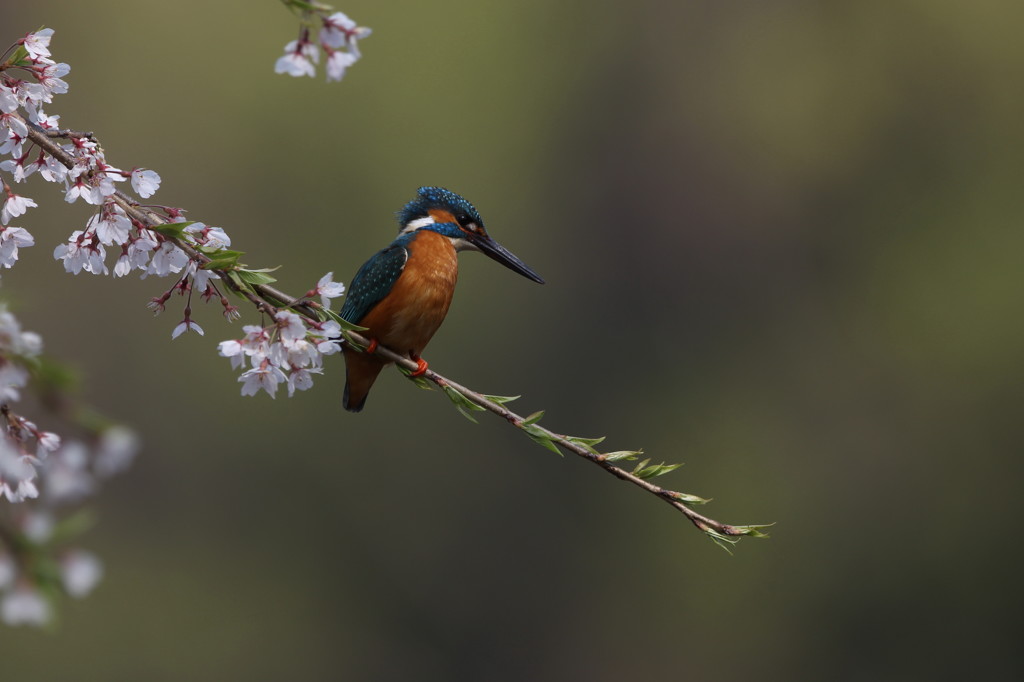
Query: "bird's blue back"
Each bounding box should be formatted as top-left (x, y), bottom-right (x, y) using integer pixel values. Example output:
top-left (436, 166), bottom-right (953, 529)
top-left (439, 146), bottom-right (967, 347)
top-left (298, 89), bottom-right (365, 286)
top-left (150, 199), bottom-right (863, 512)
top-left (339, 233), bottom-right (414, 324)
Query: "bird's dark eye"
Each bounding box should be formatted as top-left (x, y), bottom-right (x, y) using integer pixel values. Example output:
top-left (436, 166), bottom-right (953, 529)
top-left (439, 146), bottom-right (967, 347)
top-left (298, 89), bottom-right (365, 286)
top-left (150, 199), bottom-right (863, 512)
top-left (455, 213), bottom-right (471, 225)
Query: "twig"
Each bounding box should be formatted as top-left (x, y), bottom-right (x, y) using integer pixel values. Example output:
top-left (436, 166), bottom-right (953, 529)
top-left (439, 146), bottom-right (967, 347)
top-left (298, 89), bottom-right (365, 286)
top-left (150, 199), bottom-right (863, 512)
top-left (21, 119), bottom-right (771, 550)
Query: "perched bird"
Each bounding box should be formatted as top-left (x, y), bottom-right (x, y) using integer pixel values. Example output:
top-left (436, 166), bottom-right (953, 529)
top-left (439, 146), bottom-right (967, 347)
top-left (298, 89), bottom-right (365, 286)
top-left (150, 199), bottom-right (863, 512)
top-left (339, 187), bottom-right (544, 412)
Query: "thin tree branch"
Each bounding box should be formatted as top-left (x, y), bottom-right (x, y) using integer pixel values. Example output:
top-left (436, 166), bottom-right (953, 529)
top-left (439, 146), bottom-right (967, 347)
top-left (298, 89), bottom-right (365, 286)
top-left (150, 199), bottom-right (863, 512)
top-left (21, 118), bottom-right (771, 550)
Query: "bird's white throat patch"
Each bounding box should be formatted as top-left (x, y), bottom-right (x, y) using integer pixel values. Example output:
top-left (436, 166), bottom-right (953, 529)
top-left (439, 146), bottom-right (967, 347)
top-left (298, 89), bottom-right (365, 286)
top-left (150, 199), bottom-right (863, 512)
top-left (448, 236), bottom-right (477, 252)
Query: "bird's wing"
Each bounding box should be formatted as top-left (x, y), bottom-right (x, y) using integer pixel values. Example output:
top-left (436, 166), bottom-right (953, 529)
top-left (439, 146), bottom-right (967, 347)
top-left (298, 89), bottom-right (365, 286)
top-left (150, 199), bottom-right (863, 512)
top-left (339, 243), bottom-right (410, 324)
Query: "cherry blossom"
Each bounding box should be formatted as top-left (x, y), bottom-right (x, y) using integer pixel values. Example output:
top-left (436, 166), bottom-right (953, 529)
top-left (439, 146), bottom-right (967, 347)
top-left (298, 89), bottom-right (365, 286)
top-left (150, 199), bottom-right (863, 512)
top-left (63, 175), bottom-right (94, 204)
top-left (0, 156), bottom-right (28, 183)
top-left (0, 112), bottom-right (27, 140)
top-left (20, 29), bottom-right (54, 61)
top-left (23, 103), bottom-right (59, 130)
top-left (183, 222), bottom-right (231, 248)
top-left (37, 154), bottom-right (66, 183)
top-left (0, 585), bottom-right (50, 626)
top-left (171, 305), bottom-right (205, 339)
top-left (275, 39), bottom-right (318, 78)
top-left (310, 321), bottom-right (343, 355)
top-left (53, 230), bottom-right (107, 275)
top-left (275, 310), bottom-right (307, 345)
top-left (130, 168), bottom-right (161, 198)
top-left (0, 131), bottom-right (23, 158)
top-left (35, 431), bottom-right (60, 454)
top-left (0, 86), bottom-right (17, 114)
top-left (123, 231), bottom-right (158, 272)
top-left (93, 426), bottom-right (139, 478)
top-left (60, 551), bottom-right (103, 598)
top-left (308, 271), bottom-right (346, 307)
top-left (0, 227), bottom-right (34, 268)
top-left (320, 12), bottom-right (358, 46)
top-left (89, 202), bottom-right (131, 246)
top-left (275, 6), bottom-right (369, 82)
top-left (1, 193), bottom-right (37, 223)
top-left (40, 441), bottom-right (94, 503)
top-left (218, 325), bottom-right (271, 369)
top-left (147, 241), bottom-right (188, 277)
top-left (239, 361), bottom-right (288, 398)
top-left (326, 50), bottom-right (357, 83)
top-left (33, 62), bottom-right (70, 102)
top-left (287, 366), bottom-right (322, 396)
top-left (0, 444), bottom-right (38, 503)
top-left (14, 82), bottom-right (47, 108)
top-left (321, 12), bottom-right (371, 58)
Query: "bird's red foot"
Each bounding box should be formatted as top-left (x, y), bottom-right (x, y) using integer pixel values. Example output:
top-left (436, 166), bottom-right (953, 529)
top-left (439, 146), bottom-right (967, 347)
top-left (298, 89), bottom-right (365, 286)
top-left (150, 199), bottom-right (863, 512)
top-left (409, 354), bottom-right (429, 377)
top-left (363, 338), bottom-right (379, 354)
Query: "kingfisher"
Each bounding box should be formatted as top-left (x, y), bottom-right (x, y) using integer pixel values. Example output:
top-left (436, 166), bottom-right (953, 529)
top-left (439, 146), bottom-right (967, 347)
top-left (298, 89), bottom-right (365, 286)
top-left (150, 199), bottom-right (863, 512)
top-left (339, 186), bottom-right (544, 412)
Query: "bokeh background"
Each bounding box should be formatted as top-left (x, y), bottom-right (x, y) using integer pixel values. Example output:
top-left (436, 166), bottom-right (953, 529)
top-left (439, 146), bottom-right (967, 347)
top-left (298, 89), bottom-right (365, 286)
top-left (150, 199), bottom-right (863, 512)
top-left (2, 1), bottom-right (1023, 680)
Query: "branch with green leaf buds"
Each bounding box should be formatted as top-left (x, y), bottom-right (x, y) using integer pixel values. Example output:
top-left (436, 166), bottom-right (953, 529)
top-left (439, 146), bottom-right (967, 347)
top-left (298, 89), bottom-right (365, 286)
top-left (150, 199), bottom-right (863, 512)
top-left (19, 114), bottom-right (771, 552)
top-left (375, 348), bottom-right (771, 551)
top-left (2, 18), bottom-right (771, 553)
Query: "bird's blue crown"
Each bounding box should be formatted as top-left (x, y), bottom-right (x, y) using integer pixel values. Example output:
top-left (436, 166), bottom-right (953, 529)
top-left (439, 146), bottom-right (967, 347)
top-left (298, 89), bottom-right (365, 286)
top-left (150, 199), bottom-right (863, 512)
top-left (397, 186), bottom-right (483, 230)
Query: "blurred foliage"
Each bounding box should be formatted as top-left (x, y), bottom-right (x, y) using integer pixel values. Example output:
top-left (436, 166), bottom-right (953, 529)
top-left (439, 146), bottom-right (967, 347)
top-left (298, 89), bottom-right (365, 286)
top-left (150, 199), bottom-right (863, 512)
top-left (1, 0), bottom-right (1023, 680)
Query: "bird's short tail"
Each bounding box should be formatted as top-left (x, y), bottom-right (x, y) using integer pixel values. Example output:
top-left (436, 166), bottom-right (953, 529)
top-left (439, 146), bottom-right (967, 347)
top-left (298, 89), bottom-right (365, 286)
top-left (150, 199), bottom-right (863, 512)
top-left (342, 350), bottom-right (386, 412)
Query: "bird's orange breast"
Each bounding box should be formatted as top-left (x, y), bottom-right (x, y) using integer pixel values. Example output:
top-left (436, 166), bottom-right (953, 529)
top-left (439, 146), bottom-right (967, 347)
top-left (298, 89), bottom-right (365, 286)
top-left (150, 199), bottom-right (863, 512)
top-left (358, 229), bottom-right (459, 357)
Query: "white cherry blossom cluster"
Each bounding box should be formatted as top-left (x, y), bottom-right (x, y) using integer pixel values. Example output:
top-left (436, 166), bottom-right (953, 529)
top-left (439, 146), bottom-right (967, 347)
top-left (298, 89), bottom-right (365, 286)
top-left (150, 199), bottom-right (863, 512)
top-left (1, 549), bottom-right (102, 626)
top-left (0, 305), bottom-right (49, 503)
top-left (1, 29), bottom-right (192, 283)
top-left (0, 302), bottom-right (139, 626)
top-left (4, 28), bottom-right (352, 396)
top-left (275, 5), bottom-right (370, 82)
top-left (2, 30), bottom-right (241, 333)
top-left (218, 297), bottom-right (344, 399)
top-left (0, 28), bottom-right (64, 270)
top-left (0, 429), bottom-right (137, 627)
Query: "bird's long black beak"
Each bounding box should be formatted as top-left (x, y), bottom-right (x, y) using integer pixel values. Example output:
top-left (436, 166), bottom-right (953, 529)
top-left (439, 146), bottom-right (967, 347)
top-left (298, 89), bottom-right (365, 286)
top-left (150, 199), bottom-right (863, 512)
top-left (472, 233), bottom-right (545, 284)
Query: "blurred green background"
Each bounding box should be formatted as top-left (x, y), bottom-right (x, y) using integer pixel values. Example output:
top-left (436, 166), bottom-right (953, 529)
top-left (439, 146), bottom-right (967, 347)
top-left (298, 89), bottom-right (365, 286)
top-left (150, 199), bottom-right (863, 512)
top-left (2, 1), bottom-right (1023, 680)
